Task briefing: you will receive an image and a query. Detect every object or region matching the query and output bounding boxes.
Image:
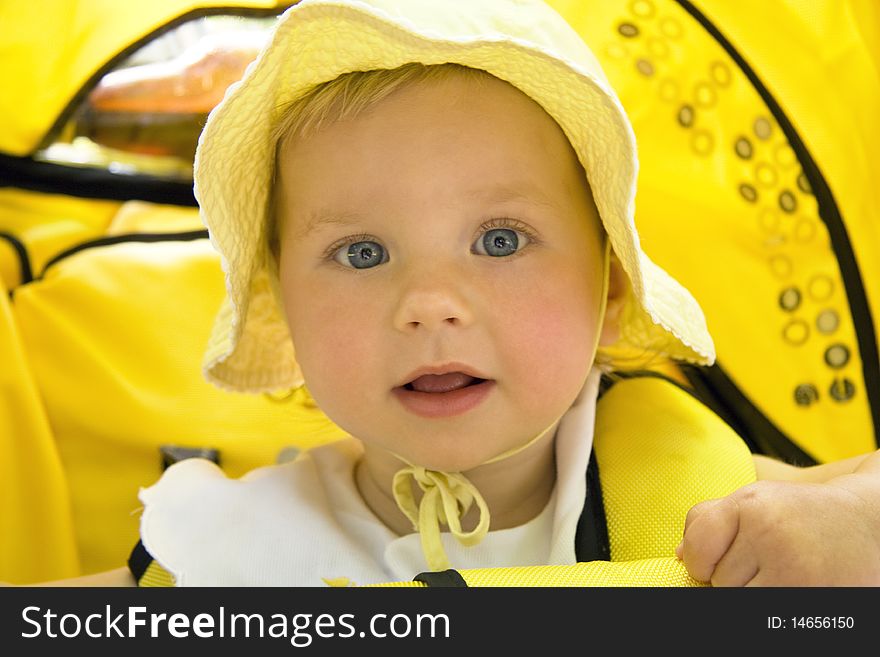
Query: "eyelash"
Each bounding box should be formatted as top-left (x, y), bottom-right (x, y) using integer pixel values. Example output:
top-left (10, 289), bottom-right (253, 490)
top-left (322, 218), bottom-right (541, 264)
top-left (474, 217), bottom-right (541, 251)
top-left (322, 233), bottom-right (377, 262)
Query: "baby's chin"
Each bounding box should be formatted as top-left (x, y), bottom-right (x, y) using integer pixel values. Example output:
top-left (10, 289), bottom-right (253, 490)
top-left (356, 434), bottom-right (499, 474)
top-left (348, 412), bottom-right (550, 473)
top-left (391, 438), bottom-right (522, 474)
top-left (406, 453), bottom-right (487, 474)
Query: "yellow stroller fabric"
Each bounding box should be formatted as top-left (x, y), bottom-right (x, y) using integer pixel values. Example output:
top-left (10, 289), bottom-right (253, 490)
top-left (0, 276), bottom-right (79, 584)
top-left (0, 1), bottom-right (290, 291)
top-left (0, 0), bottom-right (308, 583)
top-left (2, 0), bottom-right (878, 583)
top-left (550, 0), bottom-right (880, 465)
top-left (367, 559), bottom-right (700, 587)
top-left (12, 233), bottom-right (347, 577)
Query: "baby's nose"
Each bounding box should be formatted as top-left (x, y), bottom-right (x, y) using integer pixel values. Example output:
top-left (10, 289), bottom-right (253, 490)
top-left (391, 266), bottom-right (475, 332)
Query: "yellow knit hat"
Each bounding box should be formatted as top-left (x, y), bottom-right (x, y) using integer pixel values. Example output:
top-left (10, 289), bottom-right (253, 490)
top-left (195, 0), bottom-right (715, 394)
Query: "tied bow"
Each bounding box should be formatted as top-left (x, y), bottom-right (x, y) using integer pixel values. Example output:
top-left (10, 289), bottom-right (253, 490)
top-left (392, 465), bottom-right (490, 572)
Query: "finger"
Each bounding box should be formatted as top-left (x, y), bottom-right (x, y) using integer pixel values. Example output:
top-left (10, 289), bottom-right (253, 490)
top-left (744, 569), bottom-right (764, 587)
top-left (678, 496), bottom-right (740, 583)
top-left (708, 527), bottom-right (759, 587)
top-left (678, 494), bottom-right (728, 543)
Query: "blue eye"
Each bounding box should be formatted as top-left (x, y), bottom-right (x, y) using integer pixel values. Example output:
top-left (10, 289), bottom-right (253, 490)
top-left (335, 240), bottom-right (388, 269)
top-left (476, 228), bottom-right (525, 257)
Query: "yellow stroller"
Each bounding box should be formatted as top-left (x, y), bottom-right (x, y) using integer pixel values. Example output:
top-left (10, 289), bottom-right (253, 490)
top-left (1, 0), bottom-right (877, 584)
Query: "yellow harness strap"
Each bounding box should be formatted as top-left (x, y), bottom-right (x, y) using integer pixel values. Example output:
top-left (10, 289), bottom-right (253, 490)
top-left (369, 557), bottom-right (703, 587)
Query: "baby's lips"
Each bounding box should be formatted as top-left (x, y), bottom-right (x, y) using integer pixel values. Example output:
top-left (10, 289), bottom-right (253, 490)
top-left (408, 372), bottom-right (478, 393)
top-left (395, 362), bottom-right (491, 391)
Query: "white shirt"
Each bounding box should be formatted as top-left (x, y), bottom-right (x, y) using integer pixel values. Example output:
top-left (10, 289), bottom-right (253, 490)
top-left (139, 368), bottom-right (601, 586)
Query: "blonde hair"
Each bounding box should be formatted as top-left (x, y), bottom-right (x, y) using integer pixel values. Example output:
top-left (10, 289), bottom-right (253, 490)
top-left (267, 62), bottom-right (673, 378)
top-left (272, 63), bottom-right (491, 144)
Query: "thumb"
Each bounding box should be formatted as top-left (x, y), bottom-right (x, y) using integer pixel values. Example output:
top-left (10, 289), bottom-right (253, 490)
top-left (676, 496), bottom-right (741, 583)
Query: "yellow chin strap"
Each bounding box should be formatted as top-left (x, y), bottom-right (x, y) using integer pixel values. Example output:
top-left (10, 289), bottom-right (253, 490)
top-left (391, 238), bottom-right (613, 572)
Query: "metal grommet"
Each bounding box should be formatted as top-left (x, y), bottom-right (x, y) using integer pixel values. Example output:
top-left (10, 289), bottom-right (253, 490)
top-left (739, 183), bottom-right (758, 203)
top-left (754, 117), bottom-right (773, 140)
top-left (824, 343), bottom-right (850, 369)
top-left (768, 254), bottom-right (793, 278)
top-left (618, 22), bottom-right (640, 37)
top-left (636, 58), bottom-right (655, 76)
top-left (630, 0), bottom-right (656, 18)
top-left (816, 309), bottom-right (839, 335)
top-left (794, 383), bottom-right (819, 407)
top-left (660, 17), bottom-right (683, 38)
top-left (709, 61), bottom-right (731, 87)
top-left (778, 190), bottom-right (797, 213)
top-left (807, 274), bottom-right (834, 301)
top-left (694, 82), bottom-right (716, 108)
top-left (782, 319), bottom-right (810, 346)
top-left (691, 130), bottom-right (714, 155)
top-left (797, 172), bottom-right (812, 194)
top-left (677, 104), bottom-right (695, 127)
top-left (829, 377), bottom-right (856, 402)
top-left (793, 217), bottom-right (816, 243)
top-left (734, 136), bottom-right (753, 159)
top-left (779, 287), bottom-right (801, 312)
top-left (755, 162), bottom-right (778, 188)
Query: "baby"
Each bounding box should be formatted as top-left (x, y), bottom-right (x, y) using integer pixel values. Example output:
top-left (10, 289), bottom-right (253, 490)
top-left (43, 0), bottom-right (880, 587)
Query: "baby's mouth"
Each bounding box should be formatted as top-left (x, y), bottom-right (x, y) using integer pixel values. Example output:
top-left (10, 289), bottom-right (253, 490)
top-left (403, 372), bottom-right (487, 393)
top-left (394, 371), bottom-right (494, 418)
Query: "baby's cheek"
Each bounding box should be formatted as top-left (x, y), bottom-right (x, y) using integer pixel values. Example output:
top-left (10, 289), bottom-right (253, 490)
top-left (289, 299), bottom-right (377, 403)
top-left (504, 292), bottom-right (596, 396)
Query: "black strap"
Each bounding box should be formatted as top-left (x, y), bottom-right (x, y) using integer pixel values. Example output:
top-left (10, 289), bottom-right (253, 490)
top-left (574, 448), bottom-right (611, 562)
top-left (0, 231), bottom-right (33, 286)
top-left (679, 362), bottom-right (819, 465)
top-left (127, 540), bottom-right (153, 583)
top-left (160, 444), bottom-right (221, 470)
top-left (574, 372), bottom-right (667, 562)
top-left (38, 230), bottom-right (208, 279)
top-left (413, 569), bottom-right (468, 587)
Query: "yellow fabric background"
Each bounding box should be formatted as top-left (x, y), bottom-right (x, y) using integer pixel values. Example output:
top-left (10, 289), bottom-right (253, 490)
top-left (0, 277), bottom-right (79, 584)
top-left (551, 0), bottom-right (880, 462)
top-left (12, 238), bottom-right (347, 578)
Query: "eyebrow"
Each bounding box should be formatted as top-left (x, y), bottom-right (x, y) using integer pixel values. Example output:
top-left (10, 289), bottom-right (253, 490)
top-left (464, 182), bottom-right (558, 209)
top-left (294, 181), bottom-right (557, 239)
top-left (293, 210), bottom-right (365, 239)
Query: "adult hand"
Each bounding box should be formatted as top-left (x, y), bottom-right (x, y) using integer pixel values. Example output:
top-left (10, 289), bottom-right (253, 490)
top-left (676, 472), bottom-right (880, 586)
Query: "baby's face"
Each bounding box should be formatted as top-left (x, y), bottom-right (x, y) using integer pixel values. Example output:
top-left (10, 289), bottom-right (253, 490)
top-left (276, 72), bottom-right (607, 471)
